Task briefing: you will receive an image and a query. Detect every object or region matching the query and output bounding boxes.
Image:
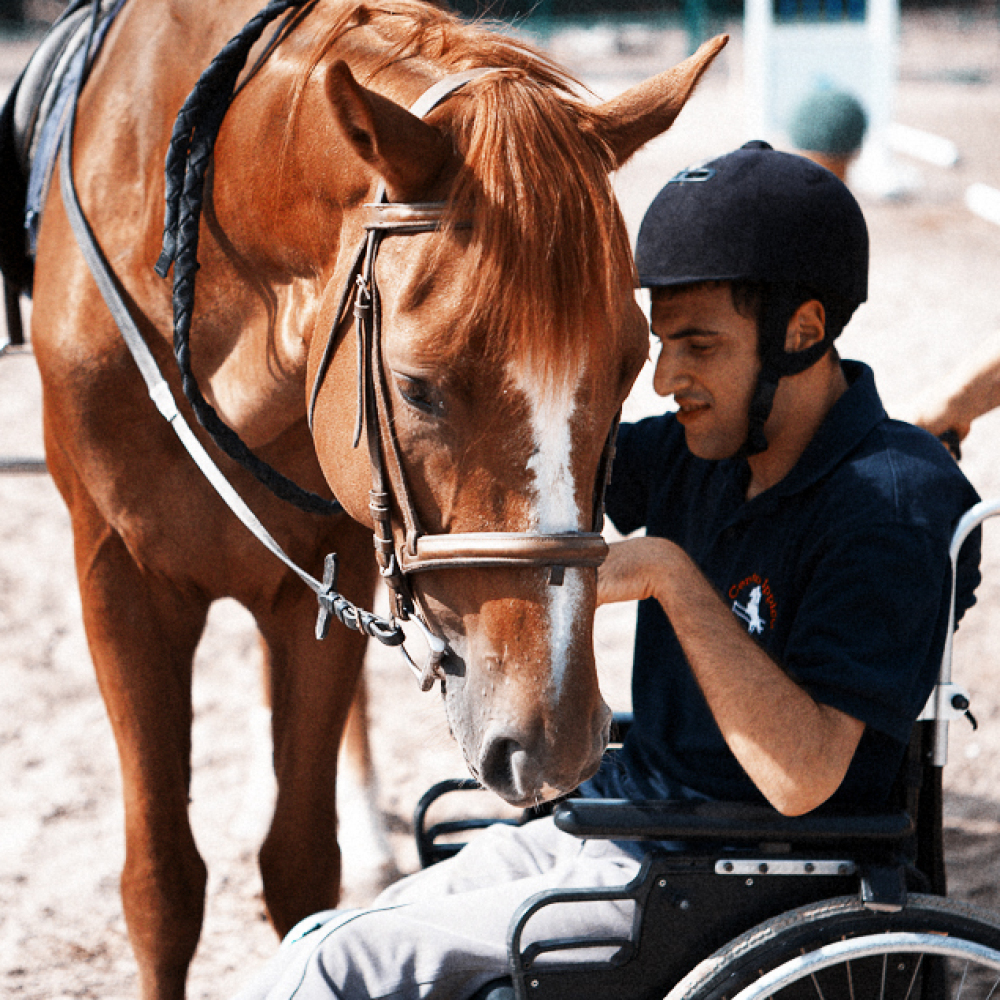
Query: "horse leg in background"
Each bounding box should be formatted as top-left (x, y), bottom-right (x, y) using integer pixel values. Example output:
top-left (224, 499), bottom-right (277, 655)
top-left (254, 517), bottom-right (377, 935)
top-left (336, 670), bottom-right (401, 899)
top-left (228, 680), bottom-right (278, 843)
top-left (64, 483), bottom-right (210, 1000)
top-left (230, 654), bottom-right (400, 898)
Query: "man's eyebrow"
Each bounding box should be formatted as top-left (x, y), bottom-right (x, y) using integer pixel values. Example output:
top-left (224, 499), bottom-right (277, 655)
top-left (661, 326), bottom-right (721, 341)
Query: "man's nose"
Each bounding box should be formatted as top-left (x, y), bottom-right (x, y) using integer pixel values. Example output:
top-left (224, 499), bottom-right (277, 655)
top-left (653, 350), bottom-right (687, 397)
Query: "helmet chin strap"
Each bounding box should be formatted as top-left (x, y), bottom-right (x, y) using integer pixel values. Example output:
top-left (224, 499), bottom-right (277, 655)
top-left (735, 289), bottom-right (835, 460)
top-left (739, 370), bottom-right (780, 459)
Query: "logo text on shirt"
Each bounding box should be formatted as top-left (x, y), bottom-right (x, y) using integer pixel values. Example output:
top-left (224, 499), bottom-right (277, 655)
top-left (729, 574), bottom-right (777, 634)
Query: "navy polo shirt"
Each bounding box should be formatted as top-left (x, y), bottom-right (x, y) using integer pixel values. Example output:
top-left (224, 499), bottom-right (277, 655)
top-left (604, 361), bottom-right (981, 810)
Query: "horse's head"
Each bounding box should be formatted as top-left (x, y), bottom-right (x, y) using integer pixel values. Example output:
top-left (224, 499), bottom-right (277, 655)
top-left (290, 17), bottom-right (727, 806)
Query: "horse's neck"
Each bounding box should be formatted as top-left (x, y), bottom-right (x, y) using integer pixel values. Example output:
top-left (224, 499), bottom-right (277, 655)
top-left (69, 1), bottom-right (338, 450)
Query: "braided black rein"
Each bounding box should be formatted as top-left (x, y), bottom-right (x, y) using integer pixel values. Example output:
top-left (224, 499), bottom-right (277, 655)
top-left (153, 0), bottom-right (342, 517)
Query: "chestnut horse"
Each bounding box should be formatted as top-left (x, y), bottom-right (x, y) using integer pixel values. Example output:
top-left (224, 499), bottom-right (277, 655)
top-left (26, 1), bottom-right (724, 996)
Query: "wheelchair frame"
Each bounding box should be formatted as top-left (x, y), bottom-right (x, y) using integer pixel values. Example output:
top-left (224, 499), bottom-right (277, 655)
top-left (414, 499), bottom-right (1000, 1000)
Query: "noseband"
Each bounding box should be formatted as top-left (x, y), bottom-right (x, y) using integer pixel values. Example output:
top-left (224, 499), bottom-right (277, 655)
top-left (308, 71), bottom-right (614, 690)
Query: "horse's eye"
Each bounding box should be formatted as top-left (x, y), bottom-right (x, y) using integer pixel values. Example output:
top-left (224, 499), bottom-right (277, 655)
top-left (396, 375), bottom-right (445, 417)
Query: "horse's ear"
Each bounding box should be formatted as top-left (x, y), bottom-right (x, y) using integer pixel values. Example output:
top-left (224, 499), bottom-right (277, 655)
top-left (590, 34), bottom-right (729, 169)
top-left (325, 60), bottom-right (451, 201)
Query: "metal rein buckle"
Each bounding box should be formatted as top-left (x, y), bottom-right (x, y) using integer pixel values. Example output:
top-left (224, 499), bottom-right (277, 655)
top-left (314, 553), bottom-right (447, 692)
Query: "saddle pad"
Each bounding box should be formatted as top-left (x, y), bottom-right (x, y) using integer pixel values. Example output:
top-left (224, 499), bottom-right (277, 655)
top-left (21, 0), bottom-right (127, 256)
top-left (12, 0), bottom-right (94, 176)
top-left (0, 0), bottom-right (127, 292)
top-left (0, 0), bottom-right (94, 289)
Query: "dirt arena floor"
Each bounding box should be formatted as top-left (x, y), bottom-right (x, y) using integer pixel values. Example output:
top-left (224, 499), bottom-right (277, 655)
top-left (2, 9), bottom-right (1000, 999)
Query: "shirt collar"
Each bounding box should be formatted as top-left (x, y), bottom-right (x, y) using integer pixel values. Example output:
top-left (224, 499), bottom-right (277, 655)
top-left (727, 360), bottom-right (887, 510)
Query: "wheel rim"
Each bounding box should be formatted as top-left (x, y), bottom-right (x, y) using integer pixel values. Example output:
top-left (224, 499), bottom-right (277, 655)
top-left (731, 933), bottom-right (1000, 1000)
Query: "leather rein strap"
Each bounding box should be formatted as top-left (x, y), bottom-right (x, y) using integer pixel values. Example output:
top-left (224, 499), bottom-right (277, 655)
top-left (60, 2), bottom-right (613, 691)
top-left (59, 0), bottom-right (411, 668)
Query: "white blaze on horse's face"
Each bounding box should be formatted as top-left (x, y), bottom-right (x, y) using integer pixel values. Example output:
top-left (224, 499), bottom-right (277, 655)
top-left (512, 359), bottom-right (587, 700)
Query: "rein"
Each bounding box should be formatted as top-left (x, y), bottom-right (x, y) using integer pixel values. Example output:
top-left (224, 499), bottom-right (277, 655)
top-left (60, 0), bottom-right (614, 691)
top-left (59, 0), bottom-right (410, 663)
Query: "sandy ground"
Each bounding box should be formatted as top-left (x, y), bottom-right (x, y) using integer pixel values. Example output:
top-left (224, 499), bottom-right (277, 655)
top-left (2, 9), bottom-right (1000, 999)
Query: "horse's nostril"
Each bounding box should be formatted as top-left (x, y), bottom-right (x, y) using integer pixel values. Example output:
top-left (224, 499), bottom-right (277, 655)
top-left (479, 736), bottom-right (521, 798)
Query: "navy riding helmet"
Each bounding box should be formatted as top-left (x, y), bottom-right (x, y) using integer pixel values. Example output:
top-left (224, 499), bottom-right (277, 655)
top-left (635, 140), bottom-right (869, 456)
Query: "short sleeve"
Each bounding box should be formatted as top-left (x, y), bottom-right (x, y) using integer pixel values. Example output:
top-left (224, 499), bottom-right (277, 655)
top-left (782, 523), bottom-right (954, 743)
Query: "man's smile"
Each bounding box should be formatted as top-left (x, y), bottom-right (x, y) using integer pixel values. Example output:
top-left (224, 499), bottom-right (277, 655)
top-left (675, 397), bottom-right (710, 423)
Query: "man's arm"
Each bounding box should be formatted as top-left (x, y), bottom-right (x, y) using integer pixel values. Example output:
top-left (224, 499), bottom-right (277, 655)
top-left (913, 329), bottom-right (1000, 443)
top-left (598, 536), bottom-right (864, 817)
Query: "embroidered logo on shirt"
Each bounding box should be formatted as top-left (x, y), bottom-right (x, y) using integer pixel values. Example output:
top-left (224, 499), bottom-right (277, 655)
top-left (729, 575), bottom-right (777, 634)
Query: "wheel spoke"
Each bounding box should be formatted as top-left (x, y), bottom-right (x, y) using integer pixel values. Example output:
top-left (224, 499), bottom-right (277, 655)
top-left (805, 971), bottom-right (827, 1000)
top-left (902, 952), bottom-right (923, 1000)
top-left (956, 959), bottom-right (970, 1000)
top-left (806, 945), bottom-right (828, 1000)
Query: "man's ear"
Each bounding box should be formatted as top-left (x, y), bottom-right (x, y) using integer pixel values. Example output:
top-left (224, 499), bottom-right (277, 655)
top-left (785, 300), bottom-right (826, 352)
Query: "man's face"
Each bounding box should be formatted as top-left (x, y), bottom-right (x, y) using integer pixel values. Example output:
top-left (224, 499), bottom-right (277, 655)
top-left (650, 284), bottom-right (760, 461)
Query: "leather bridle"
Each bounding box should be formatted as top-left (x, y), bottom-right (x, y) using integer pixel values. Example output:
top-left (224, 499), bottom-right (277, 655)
top-left (59, 1), bottom-right (616, 691)
top-left (308, 72), bottom-right (615, 690)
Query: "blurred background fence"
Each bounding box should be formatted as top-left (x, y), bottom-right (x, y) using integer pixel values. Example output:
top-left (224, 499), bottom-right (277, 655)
top-left (1, 0), bottom-right (995, 50)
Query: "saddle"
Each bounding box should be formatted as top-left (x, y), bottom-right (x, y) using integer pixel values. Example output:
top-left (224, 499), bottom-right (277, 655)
top-left (0, 0), bottom-right (123, 342)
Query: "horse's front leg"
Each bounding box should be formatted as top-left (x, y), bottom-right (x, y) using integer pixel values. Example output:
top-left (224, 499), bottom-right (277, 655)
top-left (254, 516), bottom-right (377, 935)
top-left (66, 489), bottom-right (210, 1000)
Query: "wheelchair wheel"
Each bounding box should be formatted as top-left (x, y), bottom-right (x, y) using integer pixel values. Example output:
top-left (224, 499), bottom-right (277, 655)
top-left (667, 894), bottom-right (1000, 1000)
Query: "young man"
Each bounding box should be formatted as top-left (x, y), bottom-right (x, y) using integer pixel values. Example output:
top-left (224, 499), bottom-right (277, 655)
top-left (234, 143), bottom-right (980, 1000)
top-left (590, 140), bottom-right (982, 820)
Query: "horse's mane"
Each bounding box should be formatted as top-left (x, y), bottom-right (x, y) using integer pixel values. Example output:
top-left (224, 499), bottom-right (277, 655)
top-left (295, 1), bottom-right (637, 376)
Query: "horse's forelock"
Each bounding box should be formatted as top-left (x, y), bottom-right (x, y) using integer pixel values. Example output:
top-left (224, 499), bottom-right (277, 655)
top-left (434, 73), bottom-right (636, 379)
top-left (294, 4), bottom-right (637, 376)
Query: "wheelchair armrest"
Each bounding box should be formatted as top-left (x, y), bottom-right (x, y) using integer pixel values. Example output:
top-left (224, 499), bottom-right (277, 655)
top-left (552, 798), bottom-right (915, 846)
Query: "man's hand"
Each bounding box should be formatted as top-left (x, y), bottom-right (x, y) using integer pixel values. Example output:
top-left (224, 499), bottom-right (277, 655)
top-left (597, 537), bottom-right (678, 606)
top-left (909, 328), bottom-right (1000, 448)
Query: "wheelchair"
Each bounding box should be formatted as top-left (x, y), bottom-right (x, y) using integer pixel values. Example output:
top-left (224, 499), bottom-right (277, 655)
top-left (413, 499), bottom-right (1000, 1000)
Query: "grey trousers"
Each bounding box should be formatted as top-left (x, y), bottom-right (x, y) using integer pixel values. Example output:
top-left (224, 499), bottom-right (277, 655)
top-left (232, 816), bottom-right (643, 1000)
